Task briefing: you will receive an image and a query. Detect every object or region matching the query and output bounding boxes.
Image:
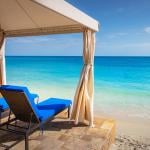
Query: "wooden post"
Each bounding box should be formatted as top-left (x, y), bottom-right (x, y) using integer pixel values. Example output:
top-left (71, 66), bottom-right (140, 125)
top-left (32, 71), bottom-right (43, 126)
top-left (0, 31), bottom-right (6, 85)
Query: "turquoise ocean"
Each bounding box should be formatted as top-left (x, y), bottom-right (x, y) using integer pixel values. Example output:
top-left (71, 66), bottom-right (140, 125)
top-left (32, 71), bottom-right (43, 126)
top-left (6, 56), bottom-right (150, 120)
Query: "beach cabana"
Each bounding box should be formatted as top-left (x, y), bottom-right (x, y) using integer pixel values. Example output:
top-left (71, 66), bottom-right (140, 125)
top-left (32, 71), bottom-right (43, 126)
top-left (0, 0), bottom-right (99, 126)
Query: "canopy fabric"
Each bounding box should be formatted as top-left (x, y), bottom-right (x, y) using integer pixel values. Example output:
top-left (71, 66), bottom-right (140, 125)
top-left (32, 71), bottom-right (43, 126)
top-left (71, 29), bottom-right (95, 126)
top-left (0, 0), bottom-right (99, 37)
top-left (0, 31), bottom-right (6, 85)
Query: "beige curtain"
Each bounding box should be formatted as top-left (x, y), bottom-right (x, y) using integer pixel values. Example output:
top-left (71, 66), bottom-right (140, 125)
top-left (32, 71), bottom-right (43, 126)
top-left (0, 30), bottom-right (6, 85)
top-left (71, 28), bottom-right (95, 126)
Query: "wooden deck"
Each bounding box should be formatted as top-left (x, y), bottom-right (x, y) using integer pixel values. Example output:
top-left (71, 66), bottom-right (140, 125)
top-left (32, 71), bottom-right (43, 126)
top-left (0, 113), bottom-right (115, 150)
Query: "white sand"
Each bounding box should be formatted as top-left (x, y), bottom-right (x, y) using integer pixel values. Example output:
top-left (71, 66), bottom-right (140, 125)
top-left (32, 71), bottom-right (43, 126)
top-left (95, 113), bottom-right (150, 150)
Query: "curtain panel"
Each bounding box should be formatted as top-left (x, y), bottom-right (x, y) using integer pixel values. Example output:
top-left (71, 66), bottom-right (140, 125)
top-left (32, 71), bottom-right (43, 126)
top-left (71, 28), bottom-right (95, 126)
top-left (0, 31), bottom-right (6, 85)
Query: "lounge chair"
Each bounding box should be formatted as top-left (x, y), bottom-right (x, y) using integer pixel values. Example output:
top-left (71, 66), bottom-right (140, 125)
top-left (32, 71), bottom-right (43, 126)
top-left (0, 85), bottom-right (72, 150)
top-left (0, 88), bottom-right (39, 125)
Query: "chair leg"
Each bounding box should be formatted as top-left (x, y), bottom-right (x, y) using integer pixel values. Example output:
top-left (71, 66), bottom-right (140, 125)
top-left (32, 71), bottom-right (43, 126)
top-left (41, 127), bottom-right (44, 135)
top-left (25, 134), bottom-right (29, 150)
top-left (0, 111), bottom-right (1, 124)
top-left (68, 105), bottom-right (71, 119)
top-left (39, 124), bottom-right (44, 135)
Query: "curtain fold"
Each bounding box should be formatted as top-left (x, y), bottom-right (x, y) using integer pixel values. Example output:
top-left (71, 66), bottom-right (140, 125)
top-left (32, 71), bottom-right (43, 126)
top-left (0, 31), bottom-right (6, 85)
top-left (71, 28), bottom-right (95, 126)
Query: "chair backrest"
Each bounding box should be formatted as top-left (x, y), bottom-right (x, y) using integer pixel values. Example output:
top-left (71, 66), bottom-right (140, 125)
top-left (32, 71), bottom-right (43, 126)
top-left (0, 85), bottom-right (40, 123)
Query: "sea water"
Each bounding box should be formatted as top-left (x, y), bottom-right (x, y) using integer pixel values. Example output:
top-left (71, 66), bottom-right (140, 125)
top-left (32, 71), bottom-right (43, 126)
top-left (6, 56), bottom-right (150, 120)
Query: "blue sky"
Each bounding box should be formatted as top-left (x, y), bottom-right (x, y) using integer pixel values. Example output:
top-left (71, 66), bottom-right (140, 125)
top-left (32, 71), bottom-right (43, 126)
top-left (6, 0), bottom-right (150, 56)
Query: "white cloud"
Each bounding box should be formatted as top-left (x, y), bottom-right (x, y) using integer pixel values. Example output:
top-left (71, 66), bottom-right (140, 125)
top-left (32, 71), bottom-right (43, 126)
top-left (144, 27), bottom-right (150, 33)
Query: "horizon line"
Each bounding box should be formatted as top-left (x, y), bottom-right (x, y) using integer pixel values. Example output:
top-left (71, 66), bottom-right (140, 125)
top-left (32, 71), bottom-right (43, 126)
top-left (6, 55), bottom-right (150, 57)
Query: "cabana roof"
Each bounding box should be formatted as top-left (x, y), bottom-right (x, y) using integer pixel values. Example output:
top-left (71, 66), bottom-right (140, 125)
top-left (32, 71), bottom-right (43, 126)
top-left (0, 0), bottom-right (99, 37)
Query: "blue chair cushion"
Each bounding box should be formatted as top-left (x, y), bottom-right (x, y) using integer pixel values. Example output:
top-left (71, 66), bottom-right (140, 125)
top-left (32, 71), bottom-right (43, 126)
top-left (31, 93), bottom-right (39, 100)
top-left (0, 97), bottom-right (9, 112)
top-left (0, 85), bottom-right (40, 117)
top-left (37, 98), bottom-right (72, 122)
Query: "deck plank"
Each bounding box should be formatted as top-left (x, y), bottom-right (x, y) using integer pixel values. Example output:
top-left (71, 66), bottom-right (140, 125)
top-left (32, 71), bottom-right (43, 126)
top-left (0, 114), bottom-right (115, 150)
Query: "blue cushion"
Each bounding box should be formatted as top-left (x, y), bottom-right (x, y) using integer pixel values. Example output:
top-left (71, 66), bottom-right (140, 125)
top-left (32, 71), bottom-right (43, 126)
top-left (0, 97), bottom-right (9, 112)
top-left (0, 85), bottom-right (27, 92)
top-left (0, 85), bottom-right (38, 99)
top-left (30, 93), bottom-right (39, 104)
top-left (37, 108), bottom-right (55, 122)
top-left (31, 93), bottom-right (39, 99)
top-left (37, 98), bottom-right (72, 122)
top-left (0, 85), bottom-right (40, 117)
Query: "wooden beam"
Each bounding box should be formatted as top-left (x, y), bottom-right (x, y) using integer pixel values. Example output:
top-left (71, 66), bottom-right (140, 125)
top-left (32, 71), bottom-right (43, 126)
top-left (5, 25), bottom-right (83, 37)
top-left (0, 32), bottom-right (6, 85)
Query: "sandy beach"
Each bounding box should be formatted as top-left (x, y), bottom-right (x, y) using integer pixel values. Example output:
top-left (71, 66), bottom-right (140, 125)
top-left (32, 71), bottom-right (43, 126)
top-left (111, 135), bottom-right (150, 150)
top-left (112, 120), bottom-right (150, 150)
top-left (96, 114), bottom-right (150, 150)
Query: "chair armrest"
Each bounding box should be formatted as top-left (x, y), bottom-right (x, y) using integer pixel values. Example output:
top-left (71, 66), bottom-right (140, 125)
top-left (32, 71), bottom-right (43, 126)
top-left (30, 93), bottom-right (39, 104)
